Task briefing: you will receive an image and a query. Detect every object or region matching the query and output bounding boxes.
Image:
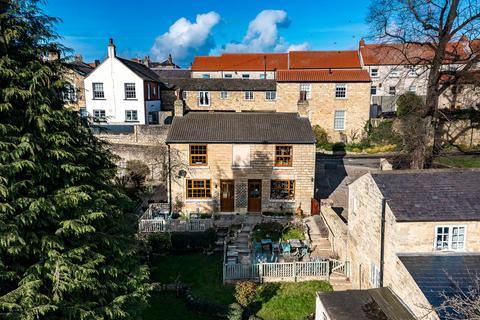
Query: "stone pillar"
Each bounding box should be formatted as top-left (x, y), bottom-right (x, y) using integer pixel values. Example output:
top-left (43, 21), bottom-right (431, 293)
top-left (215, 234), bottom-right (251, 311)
top-left (174, 89), bottom-right (184, 117)
top-left (298, 100), bottom-right (309, 118)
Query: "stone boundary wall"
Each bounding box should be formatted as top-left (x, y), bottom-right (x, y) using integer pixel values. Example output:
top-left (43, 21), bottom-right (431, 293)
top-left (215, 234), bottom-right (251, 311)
top-left (96, 125), bottom-right (170, 146)
top-left (320, 201), bottom-right (348, 260)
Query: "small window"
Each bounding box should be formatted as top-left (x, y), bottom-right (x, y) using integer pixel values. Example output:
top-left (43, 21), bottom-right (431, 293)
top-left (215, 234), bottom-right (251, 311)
top-left (186, 179), bottom-right (211, 198)
top-left (190, 145), bottom-right (208, 166)
top-left (220, 91), bottom-right (229, 99)
top-left (371, 86), bottom-right (377, 95)
top-left (125, 110), bottom-right (138, 122)
top-left (92, 82), bottom-right (104, 99)
top-left (408, 85), bottom-right (416, 93)
top-left (335, 83), bottom-right (347, 99)
top-left (334, 110), bottom-right (346, 130)
top-left (244, 91), bottom-right (254, 100)
top-left (202, 74), bottom-right (210, 79)
top-left (265, 91), bottom-right (276, 100)
top-left (182, 91), bottom-right (187, 100)
top-left (370, 68), bottom-right (379, 77)
top-left (224, 74), bottom-right (232, 78)
top-left (125, 83), bottom-right (136, 99)
top-left (63, 82), bottom-right (76, 102)
top-left (370, 262), bottom-right (380, 288)
top-left (242, 74), bottom-right (250, 79)
top-left (389, 86), bottom-right (396, 95)
top-left (232, 145), bottom-right (250, 167)
top-left (198, 91), bottom-right (210, 106)
top-left (390, 68), bottom-right (400, 78)
top-left (270, 180), bottom-right (295, 200)
top-left (93, 109), bottom-right (106, 122)
top-left (275, 145), bottom-right (292, 166)
top-left (408, 67), bottom-right (417, 77)
top-left (435, 226), bottom-right (466, 251)
top-left (153, 85), bottom-right (156, 96)
top-left (299, 83), bottom-right (312, 99)
top-left (260, 74), bottom-right (266, 79)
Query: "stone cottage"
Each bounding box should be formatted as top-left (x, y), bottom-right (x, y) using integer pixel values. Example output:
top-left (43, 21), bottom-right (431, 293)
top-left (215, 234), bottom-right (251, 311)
top-left (165, 112), bottom-right (316, 215)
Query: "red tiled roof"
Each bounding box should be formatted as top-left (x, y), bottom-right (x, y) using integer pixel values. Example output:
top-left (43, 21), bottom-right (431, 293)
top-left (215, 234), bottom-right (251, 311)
top-left (276, 69), bottom-right (371, 82)
top-left (289, 50), bottom-right (361, 69)
top-left (360, 39), bottom-right (479, 65)
top-left (191, 53), bottom-right (288, 71)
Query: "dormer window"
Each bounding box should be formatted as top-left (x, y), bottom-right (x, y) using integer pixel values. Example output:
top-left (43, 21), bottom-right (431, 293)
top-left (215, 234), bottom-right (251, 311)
top-left (435, 226), bottom-right (466, 251)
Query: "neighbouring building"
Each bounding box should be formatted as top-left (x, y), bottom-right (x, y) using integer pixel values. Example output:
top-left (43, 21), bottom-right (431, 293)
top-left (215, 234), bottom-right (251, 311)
top-left (64, 54), bottom-right (97, 113)
top-left (158, 78), bottom-right (278, 113)
top-left (346, 169), bottom-right (480, 319)
top-left (315, 287), bottom-right (415, 320)
top-left (191, 53), bottom-right (288, 79)
top-left (84, 39), bottom-right (162, 125)
top-left (276, 69), bottom-right (371, 142)
top-left (166, 112), bottom-right (316, 215)
top-left (359, 38), bottom-right (480, 115)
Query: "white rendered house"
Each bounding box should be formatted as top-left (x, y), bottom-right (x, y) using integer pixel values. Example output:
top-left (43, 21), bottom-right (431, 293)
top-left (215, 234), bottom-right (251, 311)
top-left (84, 39), bottom-right (162, 125)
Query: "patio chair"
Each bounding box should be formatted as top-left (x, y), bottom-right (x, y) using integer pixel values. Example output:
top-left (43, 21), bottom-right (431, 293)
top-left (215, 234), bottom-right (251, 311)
top-left (272, 243), bottom-right (280, 253)
top-left (281, 242), bottom-right (291, 254)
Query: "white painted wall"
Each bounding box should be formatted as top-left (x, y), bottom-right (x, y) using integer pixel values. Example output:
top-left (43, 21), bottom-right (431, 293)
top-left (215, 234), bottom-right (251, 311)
top-left (85, 57), bottom-right (147, 125)
top-left (315, 295), bottom-right (331, 320)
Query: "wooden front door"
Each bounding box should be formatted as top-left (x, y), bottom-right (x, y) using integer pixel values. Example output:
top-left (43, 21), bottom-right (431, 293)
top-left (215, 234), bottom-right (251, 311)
top-left (248, 180), bottom-right (262, 213)
top-left (220, 180), bottom-right (235, 212)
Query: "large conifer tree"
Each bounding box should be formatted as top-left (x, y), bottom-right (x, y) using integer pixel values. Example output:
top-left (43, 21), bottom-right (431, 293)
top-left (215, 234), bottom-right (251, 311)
top-left (0, 1), bottom-right (149, 319)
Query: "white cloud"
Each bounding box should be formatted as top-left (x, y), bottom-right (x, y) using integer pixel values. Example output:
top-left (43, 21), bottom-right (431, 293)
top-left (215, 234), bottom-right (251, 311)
top-left (150, 12), bottom-right (220, 66)
top-left (222, 10), bottom-right (308, 53)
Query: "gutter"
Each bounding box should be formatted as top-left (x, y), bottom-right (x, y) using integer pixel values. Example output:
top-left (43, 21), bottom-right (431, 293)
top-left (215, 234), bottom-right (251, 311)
top-left (380, 197), bottom-right (386, 287)
top-left (167, 143), bottom-right (172, 215)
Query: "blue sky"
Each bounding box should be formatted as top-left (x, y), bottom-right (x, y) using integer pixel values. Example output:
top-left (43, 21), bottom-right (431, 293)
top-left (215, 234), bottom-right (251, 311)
top-left (43, 0), bottom-right (371, 67)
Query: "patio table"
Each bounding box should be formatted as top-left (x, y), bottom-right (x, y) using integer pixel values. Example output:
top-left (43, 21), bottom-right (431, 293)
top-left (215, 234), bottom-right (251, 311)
top-left (289, 239), bottom-right (302, 249)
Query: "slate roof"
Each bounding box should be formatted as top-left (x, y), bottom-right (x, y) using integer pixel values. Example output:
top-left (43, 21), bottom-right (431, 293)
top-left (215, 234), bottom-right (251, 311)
top-left (154, 69), bottom-right (191, 79)
top-left (317, 287), bottom-right (415, 320)
top-left (370, 169), bottom-right (480, 222)
top-left (67, 61), bottom-right (94, 76)
top-left (166, 112), bottom-right (316, 144)
top-left (158, 78), bottom-right (276, 91)
top-left (277, 69), bottom-right (371, 82)
top-left (399, 253), bottom-right (480, 318)
top-left (117, 57), bottom-right (160, 82)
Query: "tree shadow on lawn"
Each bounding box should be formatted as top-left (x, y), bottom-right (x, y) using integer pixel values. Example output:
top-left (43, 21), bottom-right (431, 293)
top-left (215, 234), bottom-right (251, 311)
top-left (248, 283), bottom-right (280, 316)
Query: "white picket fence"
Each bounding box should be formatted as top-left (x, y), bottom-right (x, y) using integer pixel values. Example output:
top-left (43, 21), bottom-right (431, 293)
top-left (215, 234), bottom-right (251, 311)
top-left (139, 218), bottom-right (214, 233)
top-left (223, 261), bottom-right (330, 283)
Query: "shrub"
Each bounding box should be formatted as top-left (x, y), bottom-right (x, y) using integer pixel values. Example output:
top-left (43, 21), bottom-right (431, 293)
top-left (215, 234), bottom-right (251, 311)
top-left (312, 125), bottom-right (330, 146)
top-left (126, 160), bottom-right (150, 189)
top-left (262, 211), bottom-right (294, 217)
top-left (147, 233), bottom-right (171, 253)
top-left (227, 302), bottom-right (244, 320)
top-left (234, 281), bottom-right (257, 307)
top-left (332, 142), bottom-right (346, 152)
top-left (368, 120), bottom-right (401, 145)
top-left (170, 228), bottom-right (216, 251)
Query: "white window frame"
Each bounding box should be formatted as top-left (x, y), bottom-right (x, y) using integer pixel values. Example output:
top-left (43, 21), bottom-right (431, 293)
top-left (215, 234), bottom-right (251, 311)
top-left (299, 83), bottom-right (312, 99)
top-left (93, 109), bottom-right (106, 121)
top-left (182, 91), bottom-right (187, 100)
top-left (198, 91), bottom-right (210, 106)
top-left (125, 110), bottom-right (138, 122)
top-left (63, 82), bottom-right (77, 102)
top-left (125, 83), bottom-right (136, 100)
top-left (408, 85), bottom-right (417, 93)
top-left (333, 110), bottom-right (346, 131)
top-left (335, 83), bottom-right (347, 99)
top-left (92, 82), bottom-right (104, 99)
top-left (389, 86), bottom-right (396, 95)
top-left (265, 91), bottom-right (276, 101)
top-left (244, 91), bottom-right (254, 100)
top-left (370, 262), bottom-right (380, 288)
top-left (371, 86), bottom-right (377, 96)
top-left (390, 68), bottom-right (400, 78)
top-left (220, 91), bottom-right (229, 99)
top-left (370, 68), bottom-right (379, 77)
top-left (408, 67), bottom-right (417, 77)
top-left (434, 225), bottom-right (467, 251)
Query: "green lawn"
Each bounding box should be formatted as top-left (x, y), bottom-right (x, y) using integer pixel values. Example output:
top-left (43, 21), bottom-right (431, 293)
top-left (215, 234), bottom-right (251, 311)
top-left (253, 281), bottom-right (332, 320)
top-left (143, 253), bottom-right (332, 320)
top-left (435, 155), bottom-right (480, 168)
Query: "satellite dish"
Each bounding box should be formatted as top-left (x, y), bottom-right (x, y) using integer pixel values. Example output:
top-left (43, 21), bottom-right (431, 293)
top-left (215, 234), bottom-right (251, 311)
top-left (178, 170), bottom-right (187, 178)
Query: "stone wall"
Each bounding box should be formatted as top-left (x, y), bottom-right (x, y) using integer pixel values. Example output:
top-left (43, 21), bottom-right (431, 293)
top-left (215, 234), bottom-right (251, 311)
top-left (183, 90), bottom-right (277, 112)
top-left (169, 143), bottom-right (316, 215)
top-left (96, 125), bottom-right (170, 146)
top-left (64, 69), bottom-right (87, 111)
top-left (276, 82), bottom-right (371, 142)
top-left (320, 201), bottom-right (348, 260)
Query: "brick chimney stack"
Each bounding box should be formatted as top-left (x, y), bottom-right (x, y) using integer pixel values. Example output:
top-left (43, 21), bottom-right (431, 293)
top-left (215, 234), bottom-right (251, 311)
top-left (74, 54), bottom-right (83, 63)
top-left (174, 89), bottom-right (184, 117)
top-left (108, 38), bottom-right (116, 58)
top-left (359, 39), bottom-right (365, 49)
